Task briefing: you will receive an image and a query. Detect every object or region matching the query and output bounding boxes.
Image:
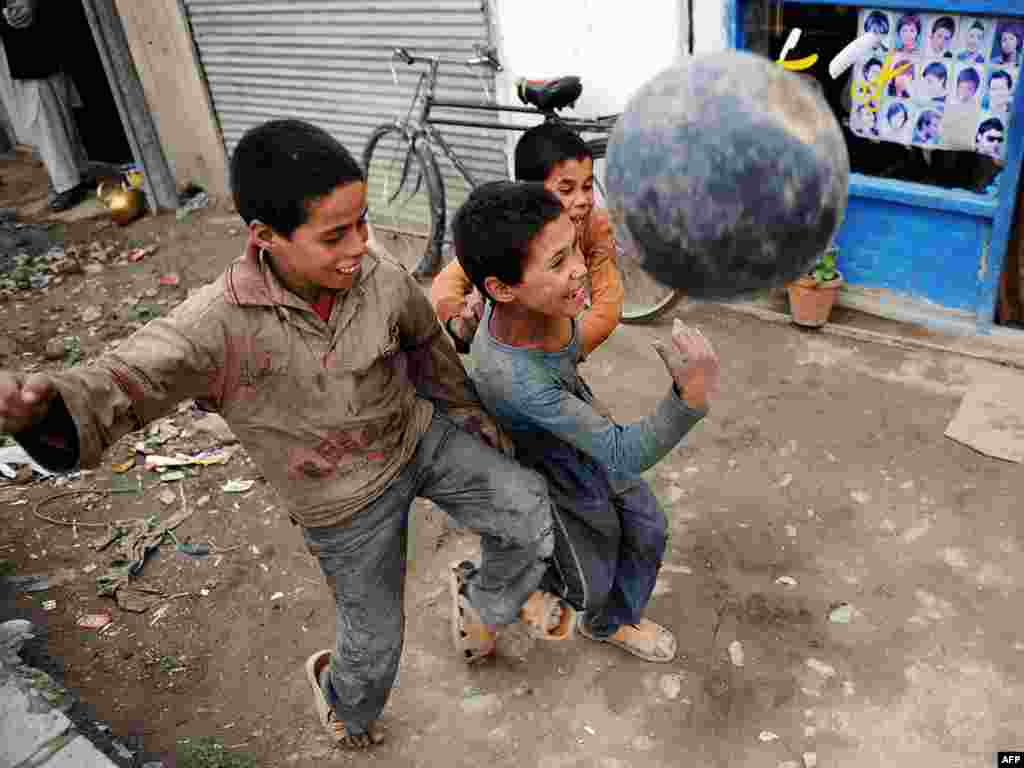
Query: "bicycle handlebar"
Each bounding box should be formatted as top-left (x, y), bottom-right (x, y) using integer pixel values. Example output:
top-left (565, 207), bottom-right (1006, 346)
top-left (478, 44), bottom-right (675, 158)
top-left (391, 45), bottom-right (502, 72)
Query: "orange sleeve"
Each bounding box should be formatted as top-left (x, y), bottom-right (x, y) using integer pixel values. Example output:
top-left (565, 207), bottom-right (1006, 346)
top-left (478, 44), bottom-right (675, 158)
top-left (430, 258), bottom-right (475, 324)
top-left (578, 209), bottom-right (624, 358)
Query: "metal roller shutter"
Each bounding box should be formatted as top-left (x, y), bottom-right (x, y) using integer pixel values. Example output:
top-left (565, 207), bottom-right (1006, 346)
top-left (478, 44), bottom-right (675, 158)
top-left (182, 0), bottom-right (507, 223)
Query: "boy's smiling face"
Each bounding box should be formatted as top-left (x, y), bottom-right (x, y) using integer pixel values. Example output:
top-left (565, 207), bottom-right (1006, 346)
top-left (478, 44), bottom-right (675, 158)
top-left (492, 212), bottom-right (587, 319)
top-left (258, 181), bottom-right (369, 300)
top-left (545, 158), bottom-right (594, 228)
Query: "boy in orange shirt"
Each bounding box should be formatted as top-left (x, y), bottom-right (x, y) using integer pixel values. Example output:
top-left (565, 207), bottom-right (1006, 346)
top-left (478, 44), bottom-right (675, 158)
top-left (431, 123), bottom-right (623, 359)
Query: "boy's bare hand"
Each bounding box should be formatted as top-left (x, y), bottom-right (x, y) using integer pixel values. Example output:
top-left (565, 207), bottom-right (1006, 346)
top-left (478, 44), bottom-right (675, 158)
top-left (0, 371), bottom-right (56, 434)
top-left (652, 319), bottom-right (720, 411)
top-left (451, 288), bottom-right (485, 346)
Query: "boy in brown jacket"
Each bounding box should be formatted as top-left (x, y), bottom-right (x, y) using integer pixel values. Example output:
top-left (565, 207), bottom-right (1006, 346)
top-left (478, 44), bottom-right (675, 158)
top-left (0, 120), bottom-right (557, 750)
top-left (432, 122), bottom-right (624, 358)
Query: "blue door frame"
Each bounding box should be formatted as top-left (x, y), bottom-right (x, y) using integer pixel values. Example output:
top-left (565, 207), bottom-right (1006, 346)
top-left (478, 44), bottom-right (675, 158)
top-left (729, 0), bottom-right (1024, 332)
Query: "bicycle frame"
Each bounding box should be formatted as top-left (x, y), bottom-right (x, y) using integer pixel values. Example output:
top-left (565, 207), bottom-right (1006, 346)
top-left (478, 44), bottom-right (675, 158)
top-left (396, 55), bottom-right (615, 189)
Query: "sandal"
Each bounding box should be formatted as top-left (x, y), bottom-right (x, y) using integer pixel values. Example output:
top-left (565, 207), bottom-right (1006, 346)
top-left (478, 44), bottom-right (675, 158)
top-left (449, 561), bottom-right (496, 664)
top-left (519, 591), bottom-right (576, 641)
top-left (578, 618), bottom-right (677, 663)
top-left (304, 649), bottom-right (384, 747)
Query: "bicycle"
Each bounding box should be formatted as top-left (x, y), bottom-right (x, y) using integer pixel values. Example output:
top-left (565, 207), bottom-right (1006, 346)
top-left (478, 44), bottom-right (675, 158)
top-left (362, 43), bottom-right (682, 324)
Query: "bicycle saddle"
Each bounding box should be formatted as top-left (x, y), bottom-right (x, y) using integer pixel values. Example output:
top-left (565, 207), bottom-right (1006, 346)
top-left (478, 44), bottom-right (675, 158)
top-left (516, 76), bottom-right (583, 111)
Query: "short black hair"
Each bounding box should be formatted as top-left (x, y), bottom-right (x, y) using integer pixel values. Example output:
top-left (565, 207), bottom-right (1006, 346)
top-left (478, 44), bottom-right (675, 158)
top-left (957, 67), bottom-right (980, 88)
top-left (230, 119), bottom-right (364, 238)
top-left (932, 17), bottom-right (955, 37)
top-left (864, 57), bottom-right (883, 76)
top-left (977, 117), bottom-right (1004, 137)
top-left (991, 69), bottom-right (1014, 89)
top-left (970, 20), bottom-right (985, 33)
top-left (514, 123), bottom-right (592, 183)
top-left (453, 181), bottom-right (564, 301)
top-left (865, 11), bottom-right (889, 34)
top-left (923, 62), bottom-right (948, 85)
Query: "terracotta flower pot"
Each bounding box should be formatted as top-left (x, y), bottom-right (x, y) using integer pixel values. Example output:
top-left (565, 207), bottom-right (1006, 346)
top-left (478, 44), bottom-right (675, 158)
top-left (787, 275), bottom-right (843, 328)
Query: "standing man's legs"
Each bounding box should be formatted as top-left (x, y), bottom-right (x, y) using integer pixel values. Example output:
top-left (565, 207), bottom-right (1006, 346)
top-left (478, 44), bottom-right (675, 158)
top-left (31, 76), bottom-right (88, 209)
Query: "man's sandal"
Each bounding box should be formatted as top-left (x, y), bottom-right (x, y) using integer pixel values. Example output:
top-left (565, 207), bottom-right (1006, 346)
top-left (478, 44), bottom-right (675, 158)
top-left (304, 650), bottom-right (384, 747)
top-left (578, 618), bottom-right (677, 663)
top-left (449, 561), bottom-right (497, 664)
top-left (519, 590), bottom-right (576, 641)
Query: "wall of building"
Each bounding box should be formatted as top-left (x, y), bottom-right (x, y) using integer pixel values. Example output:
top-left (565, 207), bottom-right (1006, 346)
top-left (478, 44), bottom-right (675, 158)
top-left (112, 0), bottom-right (229, 198)
top-left (490, 0), bottom-right (688, 172)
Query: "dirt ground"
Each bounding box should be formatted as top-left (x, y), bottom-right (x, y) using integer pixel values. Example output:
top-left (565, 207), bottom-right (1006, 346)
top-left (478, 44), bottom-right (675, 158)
top-left (2, 150), bottom-right (1023, 768)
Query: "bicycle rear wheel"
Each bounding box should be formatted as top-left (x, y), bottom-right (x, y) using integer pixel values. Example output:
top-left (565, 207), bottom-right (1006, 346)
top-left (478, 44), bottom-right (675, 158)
top-left (363, 124), bottom-right (446, 277)
top-left (587, 138), bottom-right (682, 324)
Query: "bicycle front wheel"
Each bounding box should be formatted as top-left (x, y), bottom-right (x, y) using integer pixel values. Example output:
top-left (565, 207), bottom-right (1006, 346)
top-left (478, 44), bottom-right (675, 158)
top-left (587, 138), bottom-right (682, 324)
top-left (363, 124), bottom-right (446, 277)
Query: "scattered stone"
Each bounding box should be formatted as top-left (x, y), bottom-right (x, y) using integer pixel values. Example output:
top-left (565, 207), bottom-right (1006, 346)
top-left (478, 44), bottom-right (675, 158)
top-left (44, 338), bottom-right (65, 360)
top-left (659, 673), bottom-right (683, 700)
top-left (842, 680), bottom-right (856, 696)
top-left (631, 734), bottom-right (654, 751)
top-left (728, 640), bottom-right (745, 667)
top-left (802, 752), bottom-right (818, 768)
top-left (84, 263), bottom-right (104, 275)
top-left (850, 490), bottom-right (871, 504)
top-left (196, 495), bottom-right (211, 508)
top-left (785, 524), bottom-right (798, 538)
top-left (81, 305), bottom-right (103, 324)
top-left (805, 659), bottom-right (835, 678)
top-left (775, 576), bottom-right (797, 587)
top-left (828, 603), bottom-right (854, 624)
top-left (759, 730), bottom-right (779, 742)
top-left (158, 489), bottom-right (176, 506)
top-left (941, 547), bottom-right (969, 569)
top-left (778, 473), bottom-right (793, 488)
top-left (662, 563), bottom-right (693, 575)
top-left (667, 485), bottom-right (684, 504)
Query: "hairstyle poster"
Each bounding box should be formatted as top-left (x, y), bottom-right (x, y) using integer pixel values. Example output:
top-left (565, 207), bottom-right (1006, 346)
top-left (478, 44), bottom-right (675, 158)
top-left (852, 9), bottom-right (1019, 161)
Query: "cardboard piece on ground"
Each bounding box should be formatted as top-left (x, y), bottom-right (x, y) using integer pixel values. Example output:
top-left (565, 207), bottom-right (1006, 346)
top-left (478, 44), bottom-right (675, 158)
top-left (945, 365), bottom-right (1024, 463)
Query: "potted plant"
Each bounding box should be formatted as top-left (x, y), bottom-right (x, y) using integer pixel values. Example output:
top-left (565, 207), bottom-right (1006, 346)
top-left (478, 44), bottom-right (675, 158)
top-left (788, 246), bottom-right (843, 328)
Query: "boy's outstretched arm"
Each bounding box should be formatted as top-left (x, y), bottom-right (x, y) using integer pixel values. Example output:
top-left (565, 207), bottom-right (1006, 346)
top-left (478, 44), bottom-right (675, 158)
top-left (400, 272), bottom-right (513, 455)
top-left (578, 210), bottom-right (624, 358)
top-left (497, 321), bottom-right (717, 475)
top-left (0, 286), bottom-right (225, 472)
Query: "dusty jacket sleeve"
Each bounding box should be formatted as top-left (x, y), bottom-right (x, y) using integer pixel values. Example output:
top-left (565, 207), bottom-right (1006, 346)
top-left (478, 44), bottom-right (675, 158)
top-left (14, 285), bottom-right (226, 471)
top-left (400, 272), bottom-right (514, 453)
top-left (579, 209), bottom-right (624, 358)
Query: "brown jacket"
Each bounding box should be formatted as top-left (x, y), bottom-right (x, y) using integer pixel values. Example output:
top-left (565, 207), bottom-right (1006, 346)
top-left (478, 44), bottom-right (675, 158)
top-left (431, 208), bottom-right (624, 358)
top-left (25, 244), bottom-right (502, 528)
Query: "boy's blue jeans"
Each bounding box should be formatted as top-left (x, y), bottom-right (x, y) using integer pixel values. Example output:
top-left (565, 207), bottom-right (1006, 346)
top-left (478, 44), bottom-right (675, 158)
top-left (537, 446), bottom-right (668, 639)
top-left (302, 412), bottom-right (554, 736)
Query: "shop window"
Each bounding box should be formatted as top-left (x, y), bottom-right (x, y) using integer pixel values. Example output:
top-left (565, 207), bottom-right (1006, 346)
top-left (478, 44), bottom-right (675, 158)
top-left (741, 3), bottom-right (1014, 194)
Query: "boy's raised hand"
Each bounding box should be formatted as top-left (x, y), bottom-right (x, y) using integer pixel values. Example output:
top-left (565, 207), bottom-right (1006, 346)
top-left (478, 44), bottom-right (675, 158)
top-left (451, 287), bottom-right (486, 346)
top-left (0, 371), bottom-right (56, 435)
top-left (652, 319), bottom-right (720, 411)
